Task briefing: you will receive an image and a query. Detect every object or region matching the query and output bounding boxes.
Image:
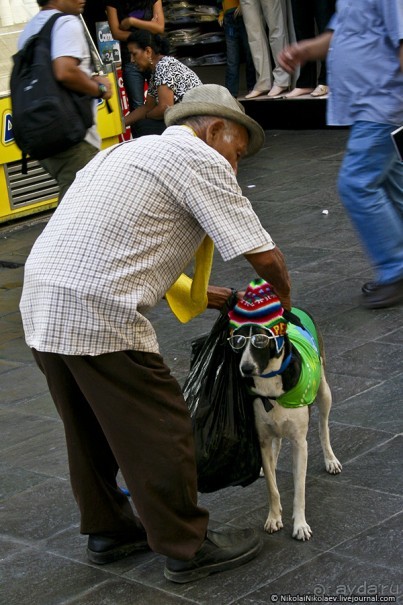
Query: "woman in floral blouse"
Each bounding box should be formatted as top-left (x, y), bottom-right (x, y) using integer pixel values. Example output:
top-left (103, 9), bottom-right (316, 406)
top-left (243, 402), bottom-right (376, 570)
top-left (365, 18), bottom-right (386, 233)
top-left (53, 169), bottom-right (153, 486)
top-left (124, 30), bottom-right (202, 137)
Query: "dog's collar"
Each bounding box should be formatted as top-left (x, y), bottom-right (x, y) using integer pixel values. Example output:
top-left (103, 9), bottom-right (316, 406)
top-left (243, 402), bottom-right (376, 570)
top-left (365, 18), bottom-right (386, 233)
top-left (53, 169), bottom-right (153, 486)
top-left (259, 351), bottom-right (293, 378)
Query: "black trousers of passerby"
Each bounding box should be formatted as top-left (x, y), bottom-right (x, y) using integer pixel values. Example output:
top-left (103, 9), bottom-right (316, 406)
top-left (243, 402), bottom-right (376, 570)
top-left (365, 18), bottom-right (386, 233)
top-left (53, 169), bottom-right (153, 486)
top-left (291, 0), bottom-right (336, 87)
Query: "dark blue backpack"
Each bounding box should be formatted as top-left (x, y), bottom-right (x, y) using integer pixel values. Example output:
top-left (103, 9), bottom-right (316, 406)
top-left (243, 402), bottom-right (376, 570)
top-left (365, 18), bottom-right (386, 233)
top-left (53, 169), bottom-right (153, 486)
top-left (10, 13), bottom-right (94, 173)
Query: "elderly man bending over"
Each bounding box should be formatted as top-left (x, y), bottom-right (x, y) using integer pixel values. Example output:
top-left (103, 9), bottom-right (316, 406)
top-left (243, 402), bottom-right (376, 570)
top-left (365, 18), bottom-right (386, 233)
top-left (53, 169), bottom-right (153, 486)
top-left (20, 84), bottom-right (291, 583)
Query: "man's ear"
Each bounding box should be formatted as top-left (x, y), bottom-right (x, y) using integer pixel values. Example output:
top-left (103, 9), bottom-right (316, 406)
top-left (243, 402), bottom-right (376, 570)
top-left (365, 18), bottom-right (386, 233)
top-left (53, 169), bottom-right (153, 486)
top-left (205, 119), bottom-right (225, 148)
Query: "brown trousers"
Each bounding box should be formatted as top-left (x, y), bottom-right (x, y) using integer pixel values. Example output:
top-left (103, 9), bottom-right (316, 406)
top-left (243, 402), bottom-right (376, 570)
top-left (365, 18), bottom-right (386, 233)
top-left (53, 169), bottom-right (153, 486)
top-left (32, 348), bottom-right (209, 560)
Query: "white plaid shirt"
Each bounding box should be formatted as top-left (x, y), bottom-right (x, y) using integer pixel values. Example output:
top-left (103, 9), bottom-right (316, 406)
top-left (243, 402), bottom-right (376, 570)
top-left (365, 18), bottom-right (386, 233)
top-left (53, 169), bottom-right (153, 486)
top-left (20, 126), bottom-right (274, 355)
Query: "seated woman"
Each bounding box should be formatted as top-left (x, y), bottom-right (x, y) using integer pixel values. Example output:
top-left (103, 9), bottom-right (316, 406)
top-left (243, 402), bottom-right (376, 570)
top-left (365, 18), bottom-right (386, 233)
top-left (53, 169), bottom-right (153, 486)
top-left (105, 0), bottom-right (165, 112)
top-left (125, 31), bottom-right (202, 137)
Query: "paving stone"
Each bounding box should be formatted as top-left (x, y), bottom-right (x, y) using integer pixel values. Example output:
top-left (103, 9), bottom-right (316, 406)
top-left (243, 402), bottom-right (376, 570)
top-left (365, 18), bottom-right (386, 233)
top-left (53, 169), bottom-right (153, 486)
top-left (12, 391), bottom-right (59, 419)
top-left (330, 341), bottom-right (403, 380)
top-left (276, 245), bottom-right (337, 273)
top-left (1, 310), bottom-right (25, 324)
top-left (0, 358), bottom-right (23, 374)
top-left (319, 305), bottom-right (403, 341)
top-left (0, 266), bottom-right (24, 290)
top-left (0, 287), bottom-right (23, 316)
top-left (1, 425), bottom-right (68, 479)
top-left (0, 549), bottom-right (113, 605)
top-left (236, 552), bottom-right (402, 604)
top-left (0, 408), bottom-right (59, 450)
top-left (333, 434), bottom-right (403, 496)
top-left (376, 325), bottom-right (403, 346)
top-left (0, 221), bottom-right (47, 258)
top-left (0, 478), bottom-right (79, 541)
top-left (0, 320), bottom-right (24, 344)
top-left (0, 462), bottom-right (50, 500)
top-left (330, 373), bottom-right (403, 434)
top-left (333, 512), bottom-right (403, 571)
top-left (0, 336), bottom-right (36, 364)
top-left (0, 363), bottom-right (48, 406)
top-left (298, 276), bottom-right (371, 309)
top-left (0, 536), bottom-right (27, 560)
top-left (63, 577), bottom-right (197, 605)
top-left (325, 371), bottom-right (382, 405)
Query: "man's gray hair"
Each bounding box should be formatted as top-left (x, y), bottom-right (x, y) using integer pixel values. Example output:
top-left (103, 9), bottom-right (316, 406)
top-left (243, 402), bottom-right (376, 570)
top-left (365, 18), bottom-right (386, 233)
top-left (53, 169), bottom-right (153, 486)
top-left (175, 116), bottom-right (218, 131)
top-left (175, 115), bottom-right (241, 138)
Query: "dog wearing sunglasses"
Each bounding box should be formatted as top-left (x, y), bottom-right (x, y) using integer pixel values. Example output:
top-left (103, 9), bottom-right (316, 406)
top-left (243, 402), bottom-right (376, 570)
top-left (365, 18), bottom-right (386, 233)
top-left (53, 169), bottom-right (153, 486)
top-left (228, 279), bottom-right (341, 541)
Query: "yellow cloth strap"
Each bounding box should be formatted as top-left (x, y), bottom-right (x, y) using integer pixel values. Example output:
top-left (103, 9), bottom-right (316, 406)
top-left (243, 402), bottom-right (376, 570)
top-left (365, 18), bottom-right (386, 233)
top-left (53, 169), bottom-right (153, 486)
top-left (165, 236), bottom-right (215, 323)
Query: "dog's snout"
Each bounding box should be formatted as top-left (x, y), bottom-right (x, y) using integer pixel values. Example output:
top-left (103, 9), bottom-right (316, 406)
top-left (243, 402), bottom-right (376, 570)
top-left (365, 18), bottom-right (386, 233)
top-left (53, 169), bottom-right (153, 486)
top-left (240, 362), bottom-right (256, 376)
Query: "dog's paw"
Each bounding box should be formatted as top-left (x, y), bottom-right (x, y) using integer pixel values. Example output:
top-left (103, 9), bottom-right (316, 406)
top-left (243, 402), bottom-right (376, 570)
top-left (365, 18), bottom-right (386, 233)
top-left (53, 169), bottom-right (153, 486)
top-left (264, 515), bottom-right (283, 534)
top-left (292, 522), bottom-right (312, 541)
top-left (325, 457), bottom-right (342, 474)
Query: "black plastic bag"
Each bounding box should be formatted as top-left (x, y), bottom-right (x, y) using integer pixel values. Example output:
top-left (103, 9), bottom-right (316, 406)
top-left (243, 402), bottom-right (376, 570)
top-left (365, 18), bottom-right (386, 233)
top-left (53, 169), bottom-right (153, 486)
top-left (183, 293), bottom-right (262, 493)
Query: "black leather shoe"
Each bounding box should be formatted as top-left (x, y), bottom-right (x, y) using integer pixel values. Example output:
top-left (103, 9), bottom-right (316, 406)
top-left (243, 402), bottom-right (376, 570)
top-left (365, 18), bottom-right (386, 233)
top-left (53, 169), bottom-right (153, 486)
top-left (164, 527), bottom-right (262, 583)
top-left (360, 277), bottom-right (403, 309)
top-left (361, 281), bottom-right (377, 294)
top-left (87, 529), bottom-right (149, 564)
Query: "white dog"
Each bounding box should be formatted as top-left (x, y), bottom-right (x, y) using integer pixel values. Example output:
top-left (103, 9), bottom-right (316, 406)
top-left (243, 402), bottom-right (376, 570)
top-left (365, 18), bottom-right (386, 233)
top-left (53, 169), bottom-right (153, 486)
top-left (228, 280), bottom-right (342, 541)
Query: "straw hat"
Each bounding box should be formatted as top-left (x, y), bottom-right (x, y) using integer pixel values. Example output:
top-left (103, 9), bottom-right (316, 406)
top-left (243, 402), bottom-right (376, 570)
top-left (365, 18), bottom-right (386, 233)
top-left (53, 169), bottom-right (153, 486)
top-left (164, 84), bottom-right (265, 156)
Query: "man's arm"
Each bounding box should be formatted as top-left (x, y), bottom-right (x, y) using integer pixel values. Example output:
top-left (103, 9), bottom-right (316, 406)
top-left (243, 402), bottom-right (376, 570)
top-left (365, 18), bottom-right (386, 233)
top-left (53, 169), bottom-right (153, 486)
top-left (120, 0), bottom-right (165, 33)
top-left (106, 5), bottom-right (131, 42)
top-left (278, 31), bottom-right (333, 74)
top-left (206, 285), bottom-right (234, 309)
top-left (53, 56), bottom-right (112, 99)
top-left (206, 246), bottom-right (291, 311)
top-left (244, 247), bottom-right (291, 310)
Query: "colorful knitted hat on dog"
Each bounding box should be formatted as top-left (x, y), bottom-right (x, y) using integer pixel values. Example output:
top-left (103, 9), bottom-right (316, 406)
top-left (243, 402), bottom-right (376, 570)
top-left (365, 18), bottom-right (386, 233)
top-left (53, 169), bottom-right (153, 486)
top-left (228, 278), bottom-right (287, 335)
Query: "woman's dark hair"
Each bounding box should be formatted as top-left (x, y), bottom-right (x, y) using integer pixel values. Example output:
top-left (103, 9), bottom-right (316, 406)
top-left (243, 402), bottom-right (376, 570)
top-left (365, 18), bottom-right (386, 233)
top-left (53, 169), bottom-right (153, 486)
top-left (37, 0), bottom-right (49, 6)
top-left (127, 30), bottom-right (170, 56)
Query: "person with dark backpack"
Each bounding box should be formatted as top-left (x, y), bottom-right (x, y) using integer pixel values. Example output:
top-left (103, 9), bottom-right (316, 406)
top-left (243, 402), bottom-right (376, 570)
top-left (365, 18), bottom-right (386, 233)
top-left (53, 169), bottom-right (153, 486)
top-left (12, 0), bottom-right (113, 201)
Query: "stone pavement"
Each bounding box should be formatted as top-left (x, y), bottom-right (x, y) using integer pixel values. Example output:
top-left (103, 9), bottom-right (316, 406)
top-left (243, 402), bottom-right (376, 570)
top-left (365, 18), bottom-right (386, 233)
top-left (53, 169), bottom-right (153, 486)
top-left (1, 129), bottom-right (402, 605)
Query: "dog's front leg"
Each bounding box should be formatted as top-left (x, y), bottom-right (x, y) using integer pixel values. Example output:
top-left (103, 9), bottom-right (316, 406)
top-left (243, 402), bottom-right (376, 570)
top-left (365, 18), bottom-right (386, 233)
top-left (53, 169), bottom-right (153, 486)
top-left (261, 437), bottom-right (284, 534)
top-left (291, 437), bottom-right (312, 541)
top-left (254, 399), bottom-right (283, 533)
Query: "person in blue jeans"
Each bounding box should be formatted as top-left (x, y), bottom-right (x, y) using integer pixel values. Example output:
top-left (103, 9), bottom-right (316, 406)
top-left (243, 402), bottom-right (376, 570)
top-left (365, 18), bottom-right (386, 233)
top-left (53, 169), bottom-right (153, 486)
top-left (106, 0), bottom-right (165, 110)
top-left (218, 0), bottom-right (256, 97)
top-left (278, 0), bottom-right (403, 309)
